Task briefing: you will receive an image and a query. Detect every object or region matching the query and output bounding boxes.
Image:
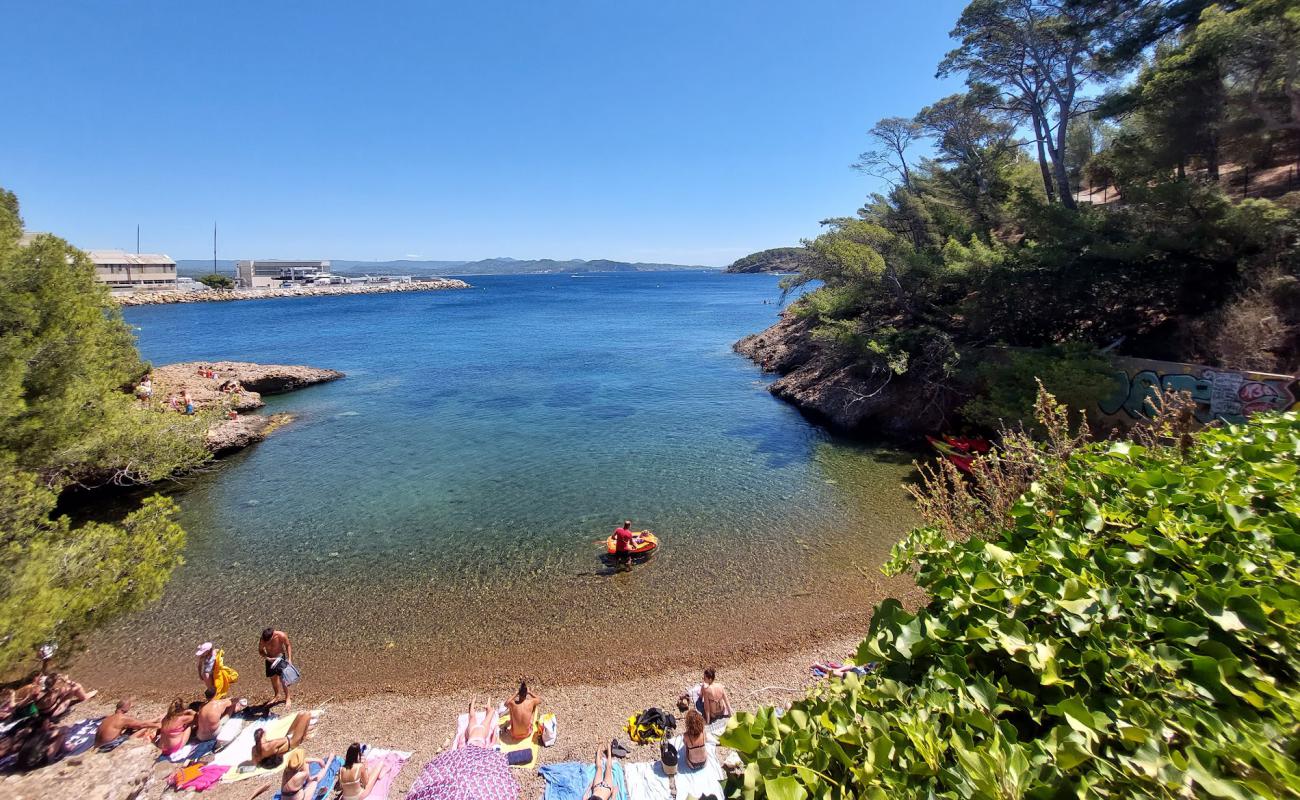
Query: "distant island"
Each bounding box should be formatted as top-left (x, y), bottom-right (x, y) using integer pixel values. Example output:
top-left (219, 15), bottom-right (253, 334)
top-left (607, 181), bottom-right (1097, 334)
top-left (176, 257), bottom-right (716, 277)
top-left (723, 247), bottom-right (812, 274)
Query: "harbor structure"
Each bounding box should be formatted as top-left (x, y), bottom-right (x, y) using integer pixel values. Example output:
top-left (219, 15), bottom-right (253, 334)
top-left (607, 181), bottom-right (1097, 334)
top-left (237, 259), bottom-right (330, 288)
top-left (85, 249), bottom-right (178, 294)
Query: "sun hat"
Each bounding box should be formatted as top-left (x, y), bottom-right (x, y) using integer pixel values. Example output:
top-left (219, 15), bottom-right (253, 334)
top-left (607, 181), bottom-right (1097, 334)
top-left (286, 748), bottom-right (306, 770)
top-left (195, 642), bottom-right (214, 657)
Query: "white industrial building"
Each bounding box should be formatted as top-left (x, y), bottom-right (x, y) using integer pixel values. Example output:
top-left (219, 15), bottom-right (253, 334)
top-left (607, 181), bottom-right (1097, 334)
top-left (85, 250), bottom-right (178, 294)
top-left (237, 259), bottom-right (331, 288)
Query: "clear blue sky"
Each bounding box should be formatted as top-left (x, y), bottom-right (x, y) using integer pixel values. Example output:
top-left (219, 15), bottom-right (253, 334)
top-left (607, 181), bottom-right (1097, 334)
top-left (1, 1), bottom-right (965, 265)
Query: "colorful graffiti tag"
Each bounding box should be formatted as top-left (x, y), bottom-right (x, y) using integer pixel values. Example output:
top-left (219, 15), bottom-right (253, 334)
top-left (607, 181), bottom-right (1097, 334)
top-left (1096, 357), bottom-right (1299, 429)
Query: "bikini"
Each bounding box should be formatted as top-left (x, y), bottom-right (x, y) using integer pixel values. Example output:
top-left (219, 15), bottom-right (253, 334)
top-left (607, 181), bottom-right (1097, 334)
top-left (685, 739), bottom-right (707, 769)
top-left (159, 721), bottom-right (189, 755)
top-left (339, 767), bottom-right (364, 800)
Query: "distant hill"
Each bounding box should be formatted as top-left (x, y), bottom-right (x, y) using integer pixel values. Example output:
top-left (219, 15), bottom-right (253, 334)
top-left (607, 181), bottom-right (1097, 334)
top-left (724, 247), bottom-right (813, 274)
top-left (176, 257), bottom-right (712, 277)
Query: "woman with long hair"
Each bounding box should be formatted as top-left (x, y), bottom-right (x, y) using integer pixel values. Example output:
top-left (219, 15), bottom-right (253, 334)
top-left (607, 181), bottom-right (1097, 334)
top-left (156, 698), bottom-right (196, 757)
top-left (338, 742), bottom-right (386, 800)
top-left (682, 709), bottom-right (707, 770)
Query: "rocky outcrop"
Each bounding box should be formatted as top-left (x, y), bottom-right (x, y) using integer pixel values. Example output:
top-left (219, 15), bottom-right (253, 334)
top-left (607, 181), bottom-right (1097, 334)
top-left (724, 247), bottom-right (813, 274)
top-left (736, 313), bottom-right (957, 437)
top-left (146, 362), bottom-right (343, 454)
top-left (1, 739), bottom-right (156, 800)
top-left (116, 278), bottom-right (470, 306)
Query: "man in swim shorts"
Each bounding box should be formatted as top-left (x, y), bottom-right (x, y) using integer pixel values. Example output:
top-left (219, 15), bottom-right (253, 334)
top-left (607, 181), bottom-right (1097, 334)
top-left (95, 698), bottom-right (159, 747)
top-left (259, 628), bottom-right (294, 708)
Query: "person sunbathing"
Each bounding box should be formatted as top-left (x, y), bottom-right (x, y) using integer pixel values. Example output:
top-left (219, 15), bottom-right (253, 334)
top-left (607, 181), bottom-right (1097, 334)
top-left (195, 689), bottom-right (245, 741)
top-left (585, 742), bottom-right (618, 800)
top-left (339, 742), bottom-right (386, 800)
top-left (33, 674), bottom-right (95, 719)
top-left (95, 698), bottom-right (159, 747)
top-left (251, 711), bottom-right (316, 768)
top-left (156, 698), bottom-right (196, 756)
top-left (465, 697), bottom-right (493, 748)
top-left (505, 680), bottom-right (540, 741)
top-left (682, 709), bottom-right (708, 770)
top-left (700, 668), bottom-right (732, 724)
top-left (280, 748), bottom-right (329, 800)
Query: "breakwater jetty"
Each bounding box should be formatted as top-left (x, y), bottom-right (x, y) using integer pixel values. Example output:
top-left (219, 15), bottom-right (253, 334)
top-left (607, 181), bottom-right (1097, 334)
top-left (116, 278), bottom-right (471, 306)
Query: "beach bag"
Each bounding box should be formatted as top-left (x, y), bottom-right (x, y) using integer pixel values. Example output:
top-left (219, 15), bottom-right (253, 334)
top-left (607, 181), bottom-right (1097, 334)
top-left (659, 740), bottom-right (679, 776)
top-left (626, 707), bottom-right (675, 744)
top-left (540, 713), bottom-right (557, 747)
top-left (280, 660), bottom-right (302, 686)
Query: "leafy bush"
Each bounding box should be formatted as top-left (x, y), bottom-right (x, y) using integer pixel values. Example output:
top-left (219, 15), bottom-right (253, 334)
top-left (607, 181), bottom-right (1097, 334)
top-left (960, 346), bottom-right (1116, 432)
top-left (197, 272), bottom-right (235, 290)
top-left (723, 405), bottom-right (1300, 799)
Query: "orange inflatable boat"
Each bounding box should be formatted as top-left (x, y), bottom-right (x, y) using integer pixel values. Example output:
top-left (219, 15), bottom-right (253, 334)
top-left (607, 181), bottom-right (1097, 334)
top-left (606, 531), bottom-right (659, 556)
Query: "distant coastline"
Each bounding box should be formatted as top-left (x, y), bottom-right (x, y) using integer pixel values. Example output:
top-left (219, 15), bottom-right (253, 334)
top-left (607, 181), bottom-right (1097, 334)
top-left (115, 277), bottom-right (470, 306)
top-left (176, 256), bottom-right (718, 278)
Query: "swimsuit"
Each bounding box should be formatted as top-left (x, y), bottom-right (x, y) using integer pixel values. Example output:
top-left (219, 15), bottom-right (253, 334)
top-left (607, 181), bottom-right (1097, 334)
top-left (339, 767), bottom-right (364, 800)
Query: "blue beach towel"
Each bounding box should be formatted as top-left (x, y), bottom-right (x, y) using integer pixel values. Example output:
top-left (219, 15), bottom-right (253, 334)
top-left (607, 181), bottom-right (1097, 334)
top-left (540, 761), bottom-right (628, 800)
top-left (272, 755), bottom-right (344, 800)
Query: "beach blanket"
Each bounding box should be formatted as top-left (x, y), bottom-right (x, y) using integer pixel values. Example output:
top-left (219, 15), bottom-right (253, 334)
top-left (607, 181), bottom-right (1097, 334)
top-left (272, 755), bottom-right (343, 800)
top-left (174, 763), bottom-right (230, 791)
top-left (61, 717), bottom-right (102, 757)
top-left (161, 736), bottom-right (218, 763)
top-left (623, 762), bottom-right (671, 800)
top-left (362, 748), bottom-right (413, 800)
top-left (667, 737), bottom-right (723, 800)
top-left (495, 712), bottom-right (540, 769)
top-left (213, 711), bottom-right (320, 783)
top-left (540, 761), bottom-right (628, 800)
top-left (453, 710), bottom-right (501, 749)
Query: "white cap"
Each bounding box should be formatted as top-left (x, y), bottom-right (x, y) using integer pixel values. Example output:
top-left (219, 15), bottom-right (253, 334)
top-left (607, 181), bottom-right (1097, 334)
top-left (195, 642), bottom-right (214, 657)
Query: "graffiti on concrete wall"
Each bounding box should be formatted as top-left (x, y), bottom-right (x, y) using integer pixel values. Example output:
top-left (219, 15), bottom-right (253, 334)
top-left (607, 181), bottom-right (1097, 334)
top-left (1096, 357), bottom-right (1298, 429)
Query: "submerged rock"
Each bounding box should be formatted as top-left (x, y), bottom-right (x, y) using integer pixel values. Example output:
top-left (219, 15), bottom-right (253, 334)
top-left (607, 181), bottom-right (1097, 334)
top-left (735, 313), bottom-right (957, 438)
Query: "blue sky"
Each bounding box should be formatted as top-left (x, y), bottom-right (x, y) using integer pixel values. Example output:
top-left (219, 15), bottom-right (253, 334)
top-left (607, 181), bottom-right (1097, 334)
top-left (1, 1), bottom-right (965, 265)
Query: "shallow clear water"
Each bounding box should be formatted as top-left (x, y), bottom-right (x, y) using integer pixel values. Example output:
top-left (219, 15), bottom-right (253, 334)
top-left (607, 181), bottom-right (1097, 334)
top-left (82, 272), bottom-right (918, 696)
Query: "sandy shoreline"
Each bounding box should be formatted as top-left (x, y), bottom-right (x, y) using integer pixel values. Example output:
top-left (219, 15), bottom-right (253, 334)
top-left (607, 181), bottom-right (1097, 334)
top-left (61, 627), bottom-right (885, 800)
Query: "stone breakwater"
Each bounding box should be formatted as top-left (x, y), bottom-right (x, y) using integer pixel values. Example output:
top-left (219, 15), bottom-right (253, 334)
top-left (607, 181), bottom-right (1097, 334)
top-left (116, 278), bottom-right (470, 306)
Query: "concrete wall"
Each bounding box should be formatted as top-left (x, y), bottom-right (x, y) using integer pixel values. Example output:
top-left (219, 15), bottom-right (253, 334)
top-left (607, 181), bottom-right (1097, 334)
top-left (1094, 356), bottom-right (1298, 433)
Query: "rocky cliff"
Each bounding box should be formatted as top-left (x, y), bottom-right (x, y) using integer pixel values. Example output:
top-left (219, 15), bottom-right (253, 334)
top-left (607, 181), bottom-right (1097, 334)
top-left (1, 739), bottom-right (156, 800)
top-left (735, 313), bottom-right (957, 437)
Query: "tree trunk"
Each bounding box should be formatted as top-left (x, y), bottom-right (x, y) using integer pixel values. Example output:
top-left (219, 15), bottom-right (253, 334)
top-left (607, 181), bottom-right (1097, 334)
top-left (1031, 112), bottom-right (1056, 202)
top-left (1052, 103), bottom-right (1077, 210)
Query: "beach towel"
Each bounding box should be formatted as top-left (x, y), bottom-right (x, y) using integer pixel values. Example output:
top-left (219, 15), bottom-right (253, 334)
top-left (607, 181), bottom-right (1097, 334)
top-left (60, 717), bottom-right (102, 757)
top-left (409, 745), bottom-right (520, 800)
top-left (667, 737), bottom-right (723, 800)
top-left (213, 648), bottom-right (239, 698)
top-left (272, 755), bottom-right (343, 800)
top-left (495, 711), bottom-right (540, 769)
top-left (175, 763), bottom-right (230, 791)
top-left (540, 760), bottom-right (628, 800)
top-left (453, 710), bottom-right (500, 749)
top-left (362, 748), bottom-right (413, 800)
top-left (161, 736), bottom-right (218, 763)
top-left (216, 715), bottom-right (246, 749)
top-left (623, 762), bottom-right (672, 800)
top-left (213, 711), bottom-right (319, 783)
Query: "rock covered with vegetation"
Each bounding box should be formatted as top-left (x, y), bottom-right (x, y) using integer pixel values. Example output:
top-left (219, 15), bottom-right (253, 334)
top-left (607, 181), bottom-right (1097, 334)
top-left (725, 247), bottom-right (816, 274)
top-left (723, 394), bottom-right (1300, 798)
top-left (738, 0), bottom-right (1300, 436)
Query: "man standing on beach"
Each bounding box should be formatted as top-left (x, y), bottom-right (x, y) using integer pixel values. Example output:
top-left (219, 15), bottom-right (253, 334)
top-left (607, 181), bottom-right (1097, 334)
top-left (700, 667), bottom-right (732, 724)
top-left (258, 628), bottom-right (295, 708)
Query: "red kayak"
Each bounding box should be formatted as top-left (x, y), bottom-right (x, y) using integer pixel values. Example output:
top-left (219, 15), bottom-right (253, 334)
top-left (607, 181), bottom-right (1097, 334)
top-left (926, 435), bottom-right (992, 474)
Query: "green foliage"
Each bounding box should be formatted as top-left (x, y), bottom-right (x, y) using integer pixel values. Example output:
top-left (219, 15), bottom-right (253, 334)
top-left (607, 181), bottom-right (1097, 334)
top-left (960, 346), bottom-right (1116, 431)
top-left (0, 187), bottom-right (206, 674)
top-left (724, 410), bottom-right (1300, 799)
top-left (0, 464), bottom-right (186, 673)
top-left (196, 272), bottom-right (235, 290)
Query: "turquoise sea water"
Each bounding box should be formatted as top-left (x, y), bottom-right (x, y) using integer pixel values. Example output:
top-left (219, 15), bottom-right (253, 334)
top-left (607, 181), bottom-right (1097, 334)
top-left (82, 272), bottom-right (918, 695)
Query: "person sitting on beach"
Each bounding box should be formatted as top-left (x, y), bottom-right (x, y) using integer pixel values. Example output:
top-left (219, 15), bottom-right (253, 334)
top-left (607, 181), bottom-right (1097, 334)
top-left (584, 742), bottom-right (618, 800)
top-left (339, 742), bottom-right (386, 800)
top-left (612, 520), bottom-right (641, 555)
top-left (700, 667), bottom-right (732, 724)
top-left (96, 698), bottom-right (159, 747)
top-left (195, 688), bottom-right (244, 742)
top-left (280, 748), bottom-right (330, 800)
top-left (682, 709), bottom-right (708, 769)
top-left (156, 698), bottom-right (197, 756)
top-left (251, 711), bottom-right (316, 768)
top-left (505, 680), bottom-right (540, 741)
top-left (33, 673), bottom-right (95, 719)
top-left (465, 697), bottom-right (493, 748)
top-left (135, 375), bottom-right (153, 403)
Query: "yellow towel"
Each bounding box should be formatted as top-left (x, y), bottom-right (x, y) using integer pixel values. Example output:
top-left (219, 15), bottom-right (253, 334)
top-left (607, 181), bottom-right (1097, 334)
top-left (496, 711), bottom-right (541, 769)
top-left (213, 649), bottom-right (239, 698)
